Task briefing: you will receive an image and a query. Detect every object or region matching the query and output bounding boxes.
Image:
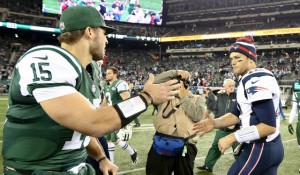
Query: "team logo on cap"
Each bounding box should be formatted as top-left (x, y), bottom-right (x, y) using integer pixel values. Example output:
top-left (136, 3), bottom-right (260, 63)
top-left (60, 22), bottom-right (65, 30)
top-left (233, 44), bottom-right (238, 50)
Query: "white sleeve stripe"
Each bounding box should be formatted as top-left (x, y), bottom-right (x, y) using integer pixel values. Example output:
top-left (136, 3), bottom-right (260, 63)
top-left (33, 86), bottom-right (77, 103)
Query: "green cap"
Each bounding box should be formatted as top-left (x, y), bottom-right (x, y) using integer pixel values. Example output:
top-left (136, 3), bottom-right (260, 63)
top-left (59, 6), bottom-right (117, 35)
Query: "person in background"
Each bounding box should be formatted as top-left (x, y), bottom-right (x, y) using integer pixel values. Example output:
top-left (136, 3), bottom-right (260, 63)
top-left (279, 100), bottom-right (286, 120)
top-left (125, 0), bottom-right (139, 15)
top-left (205, 87), bottom-right (217, 115)
top-left (102, 67), bottom-right (138, 165)
top-left (86, 61), bottom-right (111, 175)
top-left (197, 79), bottom-right (238, 172)
top-left (129, 82), bottom-right (141, 127)
top-left (287, 84), bottom-right (300, 173)
top-left (96, 0), bottom-right (107, 16)
top-left (112, 0), bottom-right (124, 21)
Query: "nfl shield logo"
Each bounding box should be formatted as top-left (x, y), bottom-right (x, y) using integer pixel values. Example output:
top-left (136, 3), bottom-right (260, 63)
top-left (60, 22), bottom-right (65, 31)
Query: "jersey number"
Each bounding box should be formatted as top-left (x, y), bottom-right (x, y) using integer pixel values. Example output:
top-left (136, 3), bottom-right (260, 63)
top-left (62, 131), bottom-right (90, 150)
top-left (30, 62), bottom-right (52, 81)
top-left (105, 92), bottom-right (112, 105)
top-left (62, 98), bottom-right (100, 150)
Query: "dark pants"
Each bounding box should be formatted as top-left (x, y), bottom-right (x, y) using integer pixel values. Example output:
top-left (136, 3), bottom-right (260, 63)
top-left (86, 137), bottom-right (110, 175)
top-left (146, 143), bottom-right (197, 175)
top-left (204, 129), bottom-right (238, 168)
top-left (228, 135), bottom-right (284, 175)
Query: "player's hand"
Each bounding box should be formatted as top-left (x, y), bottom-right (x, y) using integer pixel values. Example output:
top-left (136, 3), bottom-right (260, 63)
top-left (177, 70), bottom-right (190, 79)
top-left (288, 124), bottom-right (294, 135)
top-left (99, 158), bottom-right (119, 175)
top-left (218, 134), bottom-right (236, 155)
top-left (193, 117), bottom-right (215, 137)
top-left (143, 73), bottom-right (180, 105)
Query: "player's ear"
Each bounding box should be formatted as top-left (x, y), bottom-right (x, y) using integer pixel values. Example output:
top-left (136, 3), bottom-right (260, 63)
top-left (84, 27), bottom-right (93, 38)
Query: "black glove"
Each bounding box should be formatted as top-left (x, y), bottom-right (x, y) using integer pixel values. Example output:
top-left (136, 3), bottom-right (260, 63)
top-left (288, 124), bottom-right (294, 135)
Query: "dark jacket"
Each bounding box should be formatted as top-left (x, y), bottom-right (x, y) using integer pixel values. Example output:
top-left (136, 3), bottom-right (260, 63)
top-left (214, 91), bottom-right (236, 118)
top-left (214, 91), bottom-right (238, 132)
top-left (206, 91), bottom-right (216, 113)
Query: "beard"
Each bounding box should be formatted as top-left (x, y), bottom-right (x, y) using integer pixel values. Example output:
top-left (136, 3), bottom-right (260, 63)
top-left (90, 35), bottom-right (104, 61)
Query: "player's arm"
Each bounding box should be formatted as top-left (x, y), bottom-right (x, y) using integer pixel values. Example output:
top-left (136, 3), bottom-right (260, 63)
top-left (120, 91), bottom-right (130, 100)
top-left (101, 96), bottom-right (108, 107)
top-left (288, 94), bottom-right (297, 134)
top-left (86, 137), bottom-right (108, 161)
top-left (39, 74), bottom-right (180, 138)
top-left (193, 101), bottom-right (240, 134)
top-left (213, 113), bottom-right (240, 129)
top-left (289, 94), bottom-right (297, 124)
top-left (86, 137), bottom-right (119, 174)
top-left (117, 81), bottom-right (130, 100)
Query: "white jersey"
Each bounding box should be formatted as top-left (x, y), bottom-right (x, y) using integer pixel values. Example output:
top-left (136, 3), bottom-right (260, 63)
top-left (237, 68), bottom-right (280, 142)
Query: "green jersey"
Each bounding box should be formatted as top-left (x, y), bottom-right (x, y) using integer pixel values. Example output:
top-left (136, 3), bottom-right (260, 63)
top-left (103, 79), bottom-right (129, 105)
top-left (3, 45), bottom-right (101, 171)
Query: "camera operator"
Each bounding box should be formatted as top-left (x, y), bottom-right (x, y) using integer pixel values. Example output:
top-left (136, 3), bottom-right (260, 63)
top-left (146, 70), bottom-right (206, 175)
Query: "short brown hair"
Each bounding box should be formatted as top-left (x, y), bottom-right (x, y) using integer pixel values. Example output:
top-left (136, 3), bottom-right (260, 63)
top-left (107, 67), bottom-right (119, 78)
top-left (57, 28), bottom-right (101, 44)
top-left (57, 29), bottom-right (85, 44)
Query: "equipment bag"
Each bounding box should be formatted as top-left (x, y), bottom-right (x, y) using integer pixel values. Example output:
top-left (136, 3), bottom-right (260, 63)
top-left (152, 132), bottom-right (185, 157)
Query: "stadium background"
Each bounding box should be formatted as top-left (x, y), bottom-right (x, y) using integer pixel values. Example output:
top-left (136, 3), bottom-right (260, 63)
top-left (1, 0), bottom-right (300, 174)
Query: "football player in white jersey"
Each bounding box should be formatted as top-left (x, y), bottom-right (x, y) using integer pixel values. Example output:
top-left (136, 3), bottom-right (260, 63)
top-left (193, 36), bottom-right (284, 175)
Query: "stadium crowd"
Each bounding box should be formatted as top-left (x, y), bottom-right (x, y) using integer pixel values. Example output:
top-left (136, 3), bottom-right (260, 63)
top-left (0, 32), bottom-right (299, 95)
top-left (1, 0), bottom-right (300, 38)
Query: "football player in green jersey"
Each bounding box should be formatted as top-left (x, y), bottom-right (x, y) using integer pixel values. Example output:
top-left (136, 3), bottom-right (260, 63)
top-left (3, 6), bottom-right (180, 175)
top-left (85, 61), bottom-right (113, 175)
top-left (102, 67), bottom-right (138, 165)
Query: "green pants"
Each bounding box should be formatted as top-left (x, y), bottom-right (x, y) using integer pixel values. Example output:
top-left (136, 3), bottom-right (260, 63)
top-left (105, 132), bottom-right (118, 142)
top-left (204, 129), bottom-right (238, 168)
top-left (134, 118), bottom-right (140, 125)
top-left (297, 122), bottom-right (300, 145)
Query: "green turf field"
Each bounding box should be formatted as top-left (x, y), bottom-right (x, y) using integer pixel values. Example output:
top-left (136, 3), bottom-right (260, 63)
top-left (42, 0), bottom-right (162, 23)
top-left (0, 95), bottom-right (299, 174)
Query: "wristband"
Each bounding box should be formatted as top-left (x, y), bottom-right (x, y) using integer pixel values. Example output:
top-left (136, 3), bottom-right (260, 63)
top-left (142, 91), bottom-right (153, 104)
top-left (234, 125), bottom-right (260, 143)
top-left (114, 95), bottom-right (148, 127)
top-left (97, 156), bottom-right (106, 164)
